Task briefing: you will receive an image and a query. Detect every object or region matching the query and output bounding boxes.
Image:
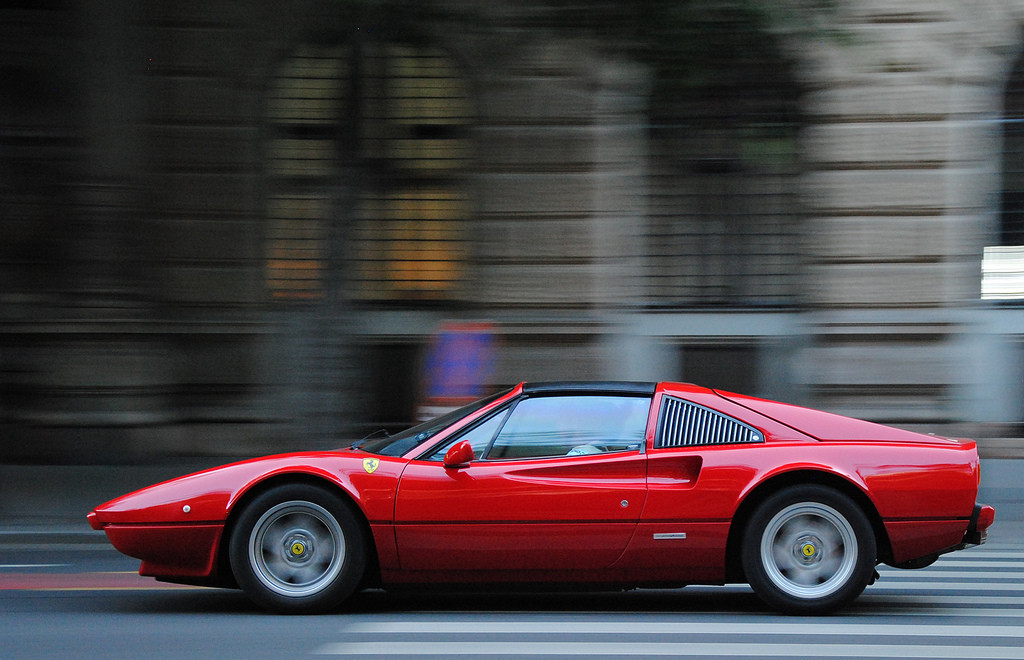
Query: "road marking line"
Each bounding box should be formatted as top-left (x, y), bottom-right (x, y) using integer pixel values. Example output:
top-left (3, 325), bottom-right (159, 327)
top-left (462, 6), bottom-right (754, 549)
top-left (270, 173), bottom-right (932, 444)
top-left (877, 570), bottom-right (1024, 579)
top-left (923, 560), bottom-right (1024, 568)
top-left (313, 641), bottom-right (1024, 658)
top-left (336, 620), bottom-right (1024, 638)
top-left (846, 608), bottom-right (1024, 618)
top-left (868, 582), bottom-right (1024, 591)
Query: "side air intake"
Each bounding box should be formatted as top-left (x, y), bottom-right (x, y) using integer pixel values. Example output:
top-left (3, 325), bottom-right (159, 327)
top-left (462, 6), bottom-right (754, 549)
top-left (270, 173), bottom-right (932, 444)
top-left (656, 396), bottom-right (763, 448)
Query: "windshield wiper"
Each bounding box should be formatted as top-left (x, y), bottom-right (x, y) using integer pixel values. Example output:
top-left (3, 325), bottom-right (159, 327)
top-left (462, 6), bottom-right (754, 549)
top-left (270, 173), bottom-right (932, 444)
top-left (351, 428), bottom-right (390, 449)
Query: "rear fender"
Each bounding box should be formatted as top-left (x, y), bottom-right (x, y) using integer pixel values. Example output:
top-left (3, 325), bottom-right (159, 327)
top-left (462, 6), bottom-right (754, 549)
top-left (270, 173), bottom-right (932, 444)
top-left (725, 469), bottom-right (891, 580)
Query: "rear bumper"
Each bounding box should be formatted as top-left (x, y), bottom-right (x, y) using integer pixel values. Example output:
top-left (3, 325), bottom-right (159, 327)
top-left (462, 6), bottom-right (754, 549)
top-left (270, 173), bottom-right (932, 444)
top-left (963, 503), bottom-right (996, 546)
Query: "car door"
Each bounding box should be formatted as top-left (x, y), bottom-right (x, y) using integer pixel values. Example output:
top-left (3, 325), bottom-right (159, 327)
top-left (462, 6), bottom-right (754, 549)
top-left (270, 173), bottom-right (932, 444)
top-left (619, 388), bottom-right (770, 580)
top-left (393, 393), bottom-right (652, 572)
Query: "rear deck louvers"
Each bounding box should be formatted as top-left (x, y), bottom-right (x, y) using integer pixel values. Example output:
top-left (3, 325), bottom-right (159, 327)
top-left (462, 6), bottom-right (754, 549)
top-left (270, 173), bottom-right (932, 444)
top-left (656, 396), bottom-right (762, 448)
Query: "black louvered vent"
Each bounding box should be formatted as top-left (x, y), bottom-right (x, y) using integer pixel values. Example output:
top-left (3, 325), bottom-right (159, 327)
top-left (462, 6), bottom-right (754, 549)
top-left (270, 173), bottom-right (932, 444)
top-left (656, 396), bottom-right (763, 448)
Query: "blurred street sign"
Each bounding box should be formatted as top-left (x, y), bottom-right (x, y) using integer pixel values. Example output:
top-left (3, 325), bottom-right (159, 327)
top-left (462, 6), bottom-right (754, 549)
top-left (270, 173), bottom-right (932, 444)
top-left (418, 321), bottom-right (496, 420)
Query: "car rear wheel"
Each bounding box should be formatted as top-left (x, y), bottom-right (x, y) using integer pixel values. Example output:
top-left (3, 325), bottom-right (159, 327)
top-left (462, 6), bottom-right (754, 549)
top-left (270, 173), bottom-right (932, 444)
top-left (229, 483), bottom-right (366, 613)
top-left (741, 484), bottom-right (876, 615)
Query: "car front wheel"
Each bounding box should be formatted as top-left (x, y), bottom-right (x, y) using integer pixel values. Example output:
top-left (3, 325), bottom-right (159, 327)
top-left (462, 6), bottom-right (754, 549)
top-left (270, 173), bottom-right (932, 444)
top-left (741, 484), bottom-right (876, 615)
top-left (229, 483), bottom-right (366, 614)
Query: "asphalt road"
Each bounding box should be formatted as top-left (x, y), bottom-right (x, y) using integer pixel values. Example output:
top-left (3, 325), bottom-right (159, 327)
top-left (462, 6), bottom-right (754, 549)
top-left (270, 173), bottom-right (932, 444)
top-left (3, 525), bottom-right (1024, 660)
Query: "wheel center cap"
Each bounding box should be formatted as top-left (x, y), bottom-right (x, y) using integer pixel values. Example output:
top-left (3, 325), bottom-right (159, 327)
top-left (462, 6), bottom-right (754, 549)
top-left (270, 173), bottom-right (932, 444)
top-left (794, 535), bottom-right (822, 564)
top-left (283, 531), bottom-right (315, 563)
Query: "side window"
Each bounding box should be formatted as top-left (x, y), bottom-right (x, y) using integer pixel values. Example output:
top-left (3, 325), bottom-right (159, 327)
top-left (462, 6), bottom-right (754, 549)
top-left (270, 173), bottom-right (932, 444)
top-left (486, 395), bottom-right (650, 460)
top-left (423, 408), bottom-right (508, 461)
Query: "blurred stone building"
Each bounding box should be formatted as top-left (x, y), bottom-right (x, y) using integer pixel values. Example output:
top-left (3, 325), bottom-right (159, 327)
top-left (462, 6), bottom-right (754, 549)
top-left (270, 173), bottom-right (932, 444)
top-left (1, 0), bottom-right (1023, 462)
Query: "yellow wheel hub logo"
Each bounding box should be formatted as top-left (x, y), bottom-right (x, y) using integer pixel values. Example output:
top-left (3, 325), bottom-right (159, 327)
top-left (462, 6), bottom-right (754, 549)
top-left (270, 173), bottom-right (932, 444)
top-left (291, 541), bottom-right (305, 556)
top-left (801, 543), bottom-right (816, 557)
top-left (363, 458), bottom-right (380, 474)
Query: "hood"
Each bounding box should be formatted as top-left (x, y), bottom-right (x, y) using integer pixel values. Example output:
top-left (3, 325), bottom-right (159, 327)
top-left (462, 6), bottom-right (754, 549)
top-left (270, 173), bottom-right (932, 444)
top-left (716, 390), bottom-right (961, 444)
top-left (88, 451), bottom-right (360, 528)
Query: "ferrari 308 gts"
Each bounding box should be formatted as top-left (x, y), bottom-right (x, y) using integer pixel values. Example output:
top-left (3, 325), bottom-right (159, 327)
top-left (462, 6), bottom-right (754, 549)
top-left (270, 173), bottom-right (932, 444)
top-left (88, 381), bottom-right (994, 615)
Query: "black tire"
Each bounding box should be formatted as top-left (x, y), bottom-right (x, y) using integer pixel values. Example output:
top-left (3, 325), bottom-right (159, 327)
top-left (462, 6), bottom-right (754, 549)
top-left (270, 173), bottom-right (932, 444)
top-left (741, 484), bottom-right (876, 615)
top-left (228, 483), bottom-right (366, 614)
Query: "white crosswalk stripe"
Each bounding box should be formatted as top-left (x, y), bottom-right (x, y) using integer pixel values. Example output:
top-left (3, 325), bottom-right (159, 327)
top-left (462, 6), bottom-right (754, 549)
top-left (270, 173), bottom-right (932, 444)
top-left (316, 642), bottom-right (1024, 658)
top-left (335, 620), bottom-right (1024, 637)
top-left (314, 547), bottom-right (1024, 658)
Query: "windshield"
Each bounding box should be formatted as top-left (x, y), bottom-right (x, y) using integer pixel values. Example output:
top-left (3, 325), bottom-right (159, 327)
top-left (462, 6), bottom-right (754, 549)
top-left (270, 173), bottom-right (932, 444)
top-left (354, 387), bottom-right (514, 457)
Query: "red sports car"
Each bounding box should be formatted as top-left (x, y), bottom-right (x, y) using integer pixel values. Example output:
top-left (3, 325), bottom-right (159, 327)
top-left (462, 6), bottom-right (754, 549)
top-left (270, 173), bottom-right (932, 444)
top-left (88, 381), bottom-right (994, 615)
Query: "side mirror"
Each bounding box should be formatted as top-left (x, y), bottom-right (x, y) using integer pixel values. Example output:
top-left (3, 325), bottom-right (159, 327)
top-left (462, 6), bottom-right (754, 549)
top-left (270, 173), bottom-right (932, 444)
top-left (443, 440), bottom-right (474, 469)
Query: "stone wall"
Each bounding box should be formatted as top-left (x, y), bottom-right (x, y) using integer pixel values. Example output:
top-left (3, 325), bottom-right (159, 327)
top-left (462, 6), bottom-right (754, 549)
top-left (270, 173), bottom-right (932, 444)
top-left (3, 1), bottom-right (1024, 461)
top-left (793, 0), bottom-right (1024, 432)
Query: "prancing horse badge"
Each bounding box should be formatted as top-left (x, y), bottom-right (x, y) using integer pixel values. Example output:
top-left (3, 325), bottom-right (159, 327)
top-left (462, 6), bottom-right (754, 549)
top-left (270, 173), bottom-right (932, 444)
top-left (362, 458), bottom-right (380, 474)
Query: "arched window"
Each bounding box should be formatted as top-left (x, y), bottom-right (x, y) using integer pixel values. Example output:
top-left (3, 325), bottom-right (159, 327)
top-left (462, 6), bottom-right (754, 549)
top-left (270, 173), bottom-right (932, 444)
top-left (264, 44), bottom-right (344, 300)
top-left (1001, 53), bottom-right (1024, 248)
top-left (644, 13), bottom-right (804, 307)
top-left (264, 39), bottom-right (472, 303)
top-left (983, 52), bottom-right (1024, 301)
